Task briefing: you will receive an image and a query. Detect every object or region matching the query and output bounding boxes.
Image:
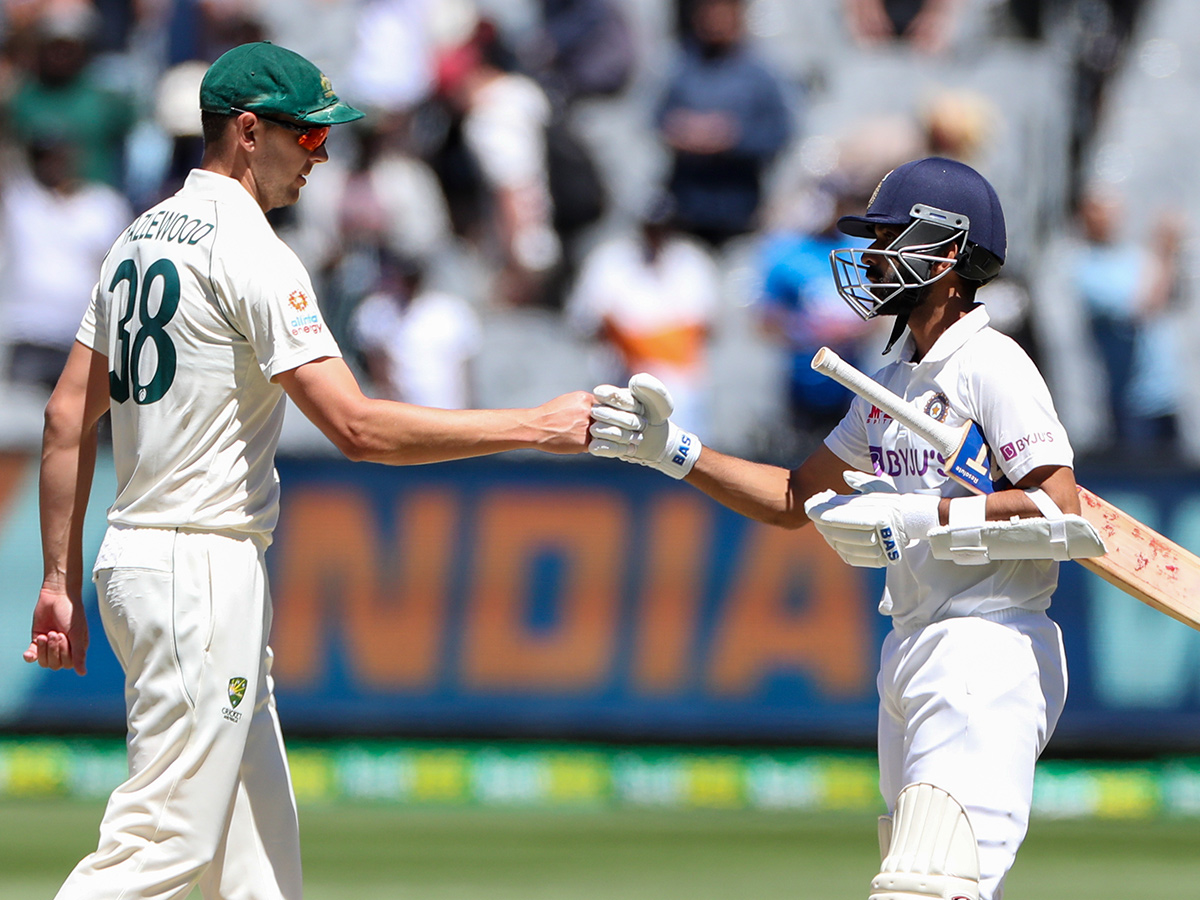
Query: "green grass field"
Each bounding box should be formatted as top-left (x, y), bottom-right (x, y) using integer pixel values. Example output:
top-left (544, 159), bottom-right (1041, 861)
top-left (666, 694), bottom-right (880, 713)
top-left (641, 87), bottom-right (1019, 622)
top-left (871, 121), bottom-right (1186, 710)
top-left (5, 798), bottom-right (1199, 899)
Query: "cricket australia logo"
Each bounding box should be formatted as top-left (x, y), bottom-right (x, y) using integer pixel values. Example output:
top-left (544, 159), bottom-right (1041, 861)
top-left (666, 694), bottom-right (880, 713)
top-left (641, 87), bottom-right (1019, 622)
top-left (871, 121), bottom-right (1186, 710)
top-left (228, 677), bottom-right (247, 707)
top-left (222, 677), bottom-right (248, 723)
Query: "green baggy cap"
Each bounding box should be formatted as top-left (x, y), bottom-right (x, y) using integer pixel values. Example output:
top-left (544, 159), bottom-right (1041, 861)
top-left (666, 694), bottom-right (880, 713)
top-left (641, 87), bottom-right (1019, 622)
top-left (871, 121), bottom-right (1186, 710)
top-left (199, 41), bottom-right (364, 126)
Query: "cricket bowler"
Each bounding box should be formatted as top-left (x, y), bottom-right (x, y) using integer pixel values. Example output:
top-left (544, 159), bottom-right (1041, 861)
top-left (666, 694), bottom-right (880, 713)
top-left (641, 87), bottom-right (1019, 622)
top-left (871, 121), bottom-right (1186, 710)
top-left (25, 41), bottom-right (592, 900)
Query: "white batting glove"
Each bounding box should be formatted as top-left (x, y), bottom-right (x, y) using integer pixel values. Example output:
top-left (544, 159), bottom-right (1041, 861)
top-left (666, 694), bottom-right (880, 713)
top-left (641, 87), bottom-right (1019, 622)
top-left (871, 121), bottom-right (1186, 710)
top-left (804, 476), bottom-right (941, 567)
top-left (589, 373), bottom-right (702, 479)
top-left (842, 470), bottom-right (898, 494)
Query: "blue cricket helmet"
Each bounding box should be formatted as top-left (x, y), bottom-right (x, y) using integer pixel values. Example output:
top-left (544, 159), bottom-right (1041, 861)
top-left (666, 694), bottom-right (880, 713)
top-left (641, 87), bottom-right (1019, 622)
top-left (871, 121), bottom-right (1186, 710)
top-left (828, 157), bottom-right (1008, 338)
top-left (837, 156), bottom-right (1006, 281)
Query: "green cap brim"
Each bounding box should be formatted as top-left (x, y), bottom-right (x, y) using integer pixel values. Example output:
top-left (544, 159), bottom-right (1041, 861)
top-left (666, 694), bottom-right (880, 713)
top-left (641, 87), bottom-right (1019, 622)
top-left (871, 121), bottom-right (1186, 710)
top-left (297, 100), bottom-right (365, 126)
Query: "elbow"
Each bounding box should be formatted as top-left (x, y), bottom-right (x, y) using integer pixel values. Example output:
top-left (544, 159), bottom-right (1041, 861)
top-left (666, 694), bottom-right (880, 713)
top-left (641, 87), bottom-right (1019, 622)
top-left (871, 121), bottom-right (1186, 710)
top-left (321, 402), bottom-right (377, 462)
top-left (774, 509), bottom-right (810, 530)
top-left (760, 504), bottom-right (808, 530)
top-left (329, 400), bottom-right (398, 463)
top-left (42, 393), bottom-right (80, 447)
top-left (332, 423), bottom-right (376, 463)
top-left (335, 438), bottom-right (371, 463)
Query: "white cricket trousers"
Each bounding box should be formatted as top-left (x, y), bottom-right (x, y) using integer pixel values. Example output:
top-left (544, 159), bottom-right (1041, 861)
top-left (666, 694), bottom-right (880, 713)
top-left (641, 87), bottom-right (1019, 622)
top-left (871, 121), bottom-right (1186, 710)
top-left (56, 527), bottom-right (302, 900)
top-left (877, 610), bottom-right (1068, 900)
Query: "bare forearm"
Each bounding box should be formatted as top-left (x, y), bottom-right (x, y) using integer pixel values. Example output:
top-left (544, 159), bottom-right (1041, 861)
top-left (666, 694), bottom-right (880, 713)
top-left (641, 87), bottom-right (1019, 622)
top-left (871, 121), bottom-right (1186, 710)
top-left (345, 400), bottom-right (568, 465)
top-left (936, 465), bottom-right (1081, 525)
top-left (281, 357), bottom-right (591, 464)
top-left (686, 448), bottom-right (807, 528)
top-left (40, 418), bottom-right (98, 594)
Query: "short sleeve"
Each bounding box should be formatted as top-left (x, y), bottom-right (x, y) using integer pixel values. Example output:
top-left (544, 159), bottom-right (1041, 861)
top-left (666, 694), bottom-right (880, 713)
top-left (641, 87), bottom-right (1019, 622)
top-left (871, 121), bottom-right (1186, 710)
top-left (823, 394), bottom-right (875, 472)
top-left (216, 244), bottom-right (342, 380)
top-left (75, 282), bottom-right (106, 354)
top-left (967, 339), bottom-right (1074, 484)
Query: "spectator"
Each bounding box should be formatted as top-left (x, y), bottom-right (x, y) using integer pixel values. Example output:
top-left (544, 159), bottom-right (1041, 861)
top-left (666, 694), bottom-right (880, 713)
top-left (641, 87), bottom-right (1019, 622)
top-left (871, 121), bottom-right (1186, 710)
top-left (919, 88), bottom-right (996, 165)
top-left (144, 60), bottom-right (209, 205)
top-left (436, 20), bottom-right (562, 307)
top-left (523, 0), bottom-right (637, 105)
top-left (350, 255), bottom-right (482, 408)
top-left (161, 0), bottom-right (266, 67)
top-left (343, 0), bottom-right (438, 113)
top-left (656, 0), bottom-right (793, 248)
top-left (756, 178), bottom-right (877, 452)
top-left (0, 133), bottom-right (131, 391)
top-left (5, 4), bottom-right (136, 189)
top-left (842, 0), bottom-right (965, 54)
top-left (286, 110), bottom-right (453, 343)
top-left (1068, 186), bottom-right (1182, 455)
top-left (565, 194), bottom-right (720, 432)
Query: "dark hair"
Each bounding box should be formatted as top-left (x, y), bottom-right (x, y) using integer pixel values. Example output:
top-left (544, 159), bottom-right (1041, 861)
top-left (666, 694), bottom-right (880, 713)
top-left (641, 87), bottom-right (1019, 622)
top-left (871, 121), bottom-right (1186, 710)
top-left (200, 110), bottom-right (235, 147)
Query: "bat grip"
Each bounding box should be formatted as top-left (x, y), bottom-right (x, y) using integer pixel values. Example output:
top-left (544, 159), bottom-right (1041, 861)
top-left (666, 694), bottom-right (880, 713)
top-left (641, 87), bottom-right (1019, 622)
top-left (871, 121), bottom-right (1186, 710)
top-left (810, 347), bottom-right (961, 456)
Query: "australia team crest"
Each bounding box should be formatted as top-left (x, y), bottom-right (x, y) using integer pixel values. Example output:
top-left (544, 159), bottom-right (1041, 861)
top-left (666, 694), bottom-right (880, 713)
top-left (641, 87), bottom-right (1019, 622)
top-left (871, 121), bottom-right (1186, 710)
top-left (227, 677), bottom-right (248, 709)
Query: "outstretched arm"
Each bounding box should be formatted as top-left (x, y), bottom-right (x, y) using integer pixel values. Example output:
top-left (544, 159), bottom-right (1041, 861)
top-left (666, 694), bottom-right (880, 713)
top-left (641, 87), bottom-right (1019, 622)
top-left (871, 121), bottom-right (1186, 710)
top-left (277, 355), bottom-right (593, 465)
top-left (588, 373), bottom-right (850, 527)
top-left (687, 442), bottom-right (852, 529)
top-left (25, 341), bottom-right (111, 674)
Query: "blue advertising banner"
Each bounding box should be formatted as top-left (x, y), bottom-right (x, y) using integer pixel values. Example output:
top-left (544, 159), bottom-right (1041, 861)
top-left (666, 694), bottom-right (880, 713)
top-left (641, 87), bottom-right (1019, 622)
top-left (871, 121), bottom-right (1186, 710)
top-left (3, 451), bottom-right (1200, 748)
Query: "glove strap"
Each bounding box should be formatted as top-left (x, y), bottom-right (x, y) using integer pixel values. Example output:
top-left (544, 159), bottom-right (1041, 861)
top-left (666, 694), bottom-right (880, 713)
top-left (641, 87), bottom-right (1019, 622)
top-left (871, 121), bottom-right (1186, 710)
top-left (656, 424), bottom-right (701, 479)
top-left (946, 494), bottom-right (989, 563)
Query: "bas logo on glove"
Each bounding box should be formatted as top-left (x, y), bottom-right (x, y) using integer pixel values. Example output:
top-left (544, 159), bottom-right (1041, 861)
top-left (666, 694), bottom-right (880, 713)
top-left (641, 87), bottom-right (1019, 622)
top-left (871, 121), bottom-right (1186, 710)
top-left (804, 476), bottom-right (941, 569)
top-left (879, 525), bottom-right (900, 562)
top-left (672, 431), bottom-right (696, 468)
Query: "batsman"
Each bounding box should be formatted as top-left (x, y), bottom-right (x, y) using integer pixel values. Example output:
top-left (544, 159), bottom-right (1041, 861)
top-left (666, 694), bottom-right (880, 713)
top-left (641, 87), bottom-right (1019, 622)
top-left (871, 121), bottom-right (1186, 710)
top-left (590, 157), bottom-right (1104, 900)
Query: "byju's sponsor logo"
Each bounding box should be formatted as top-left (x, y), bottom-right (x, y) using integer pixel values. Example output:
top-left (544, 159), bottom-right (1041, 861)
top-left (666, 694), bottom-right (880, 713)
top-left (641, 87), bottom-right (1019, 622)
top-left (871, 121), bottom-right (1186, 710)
top-left (1000, 431), bottom-right (1055, 460)
top-left (870, 445), bottom-right (943, 478)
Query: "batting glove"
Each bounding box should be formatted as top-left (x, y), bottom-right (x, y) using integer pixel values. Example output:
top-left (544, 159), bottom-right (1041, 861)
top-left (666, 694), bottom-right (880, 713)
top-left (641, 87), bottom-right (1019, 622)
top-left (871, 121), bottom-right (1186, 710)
top-left (589, 373), bottom-right (702, 479)
top-left (804, 475), bottom-right (941, 567)
top-left (841, 469), bottom-right (898, 495)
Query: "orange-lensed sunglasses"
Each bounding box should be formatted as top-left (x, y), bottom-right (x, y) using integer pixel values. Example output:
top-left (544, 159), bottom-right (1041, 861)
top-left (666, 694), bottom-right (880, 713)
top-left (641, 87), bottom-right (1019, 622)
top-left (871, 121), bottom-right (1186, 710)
top-left (232, 107), bottom-right (330, 151)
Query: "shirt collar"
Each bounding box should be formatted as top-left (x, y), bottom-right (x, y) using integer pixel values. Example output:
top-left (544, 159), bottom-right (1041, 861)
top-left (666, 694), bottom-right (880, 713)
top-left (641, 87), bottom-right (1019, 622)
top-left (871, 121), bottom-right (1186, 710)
top-left (177, 169), bottom-right (265, 216)
top-left (900, 304), bottom-right (990, 366)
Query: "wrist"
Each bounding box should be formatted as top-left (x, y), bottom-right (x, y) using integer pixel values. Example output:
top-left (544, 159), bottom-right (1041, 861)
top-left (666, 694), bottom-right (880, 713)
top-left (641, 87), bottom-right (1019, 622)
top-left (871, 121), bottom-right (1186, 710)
top-left (903, 493), bottom-right (942, 540)
top-left (656, 423), bottom-right (701, 480)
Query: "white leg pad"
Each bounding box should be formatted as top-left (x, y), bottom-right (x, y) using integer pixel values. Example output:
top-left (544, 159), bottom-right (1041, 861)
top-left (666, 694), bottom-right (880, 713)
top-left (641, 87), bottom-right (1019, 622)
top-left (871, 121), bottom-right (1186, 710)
top-left (869, 783), bottom-right (980, 900)
top-left (878, 815), bottom-right (893, 861)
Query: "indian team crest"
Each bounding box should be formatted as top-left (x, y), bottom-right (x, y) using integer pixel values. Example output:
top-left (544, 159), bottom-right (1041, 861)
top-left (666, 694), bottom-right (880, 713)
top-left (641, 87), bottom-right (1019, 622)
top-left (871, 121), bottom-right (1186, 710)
top-left (227, 677), bottom-right (247, 708)
top-left (924, 392), bottom-right (950, 422)
top-left (869, 168), bottom-right (894, 207)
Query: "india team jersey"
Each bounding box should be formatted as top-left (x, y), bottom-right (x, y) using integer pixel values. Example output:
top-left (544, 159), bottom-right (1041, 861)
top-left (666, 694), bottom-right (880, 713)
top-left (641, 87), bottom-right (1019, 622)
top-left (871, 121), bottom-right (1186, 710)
top-left (824, 306), bottom-right (1075, 628)
top-left (76, 169), bottom-right (341, 537)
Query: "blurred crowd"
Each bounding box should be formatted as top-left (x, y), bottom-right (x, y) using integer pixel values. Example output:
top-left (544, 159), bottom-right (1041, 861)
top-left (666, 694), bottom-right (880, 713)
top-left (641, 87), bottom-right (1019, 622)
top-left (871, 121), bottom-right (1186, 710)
top-left (0, 0), bottom-right (1192, 468)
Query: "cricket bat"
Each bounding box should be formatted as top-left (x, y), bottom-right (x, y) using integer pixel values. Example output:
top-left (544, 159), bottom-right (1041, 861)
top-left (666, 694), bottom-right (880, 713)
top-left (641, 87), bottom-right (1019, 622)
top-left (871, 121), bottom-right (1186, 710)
top-left (811, 347), bottom-right (1200, 631)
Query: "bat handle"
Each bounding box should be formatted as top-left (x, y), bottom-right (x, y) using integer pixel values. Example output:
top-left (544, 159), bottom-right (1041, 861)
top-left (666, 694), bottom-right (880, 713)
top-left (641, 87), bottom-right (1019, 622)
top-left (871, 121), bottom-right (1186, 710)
top-left (811, 347), bottom-right (961, 456)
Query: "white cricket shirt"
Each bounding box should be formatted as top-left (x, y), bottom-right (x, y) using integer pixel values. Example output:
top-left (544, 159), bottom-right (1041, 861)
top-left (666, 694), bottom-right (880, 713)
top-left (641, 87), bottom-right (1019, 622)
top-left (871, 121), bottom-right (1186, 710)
top-left (77, 169), bottom-right (341, 537)
top-left (824, 306), bottom-right (1074, 629)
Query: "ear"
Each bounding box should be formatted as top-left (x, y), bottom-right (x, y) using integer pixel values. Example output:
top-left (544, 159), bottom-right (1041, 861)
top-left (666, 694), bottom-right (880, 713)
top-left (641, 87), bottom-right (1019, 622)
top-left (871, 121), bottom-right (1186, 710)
top-left (932, 241), bottom-right (960, 275)
top-left (233, 111), bottom-right (259, 151)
